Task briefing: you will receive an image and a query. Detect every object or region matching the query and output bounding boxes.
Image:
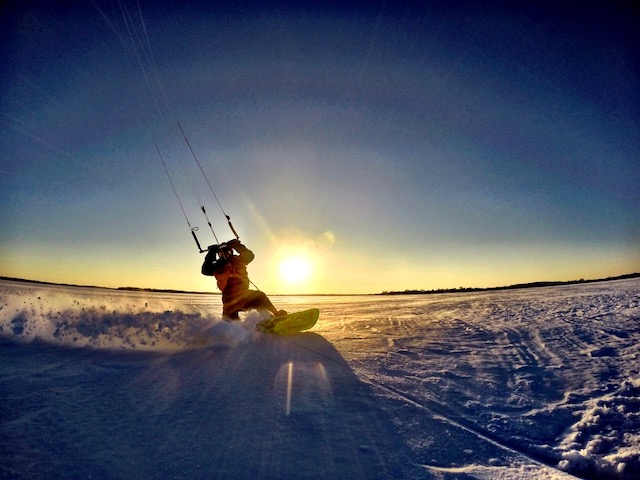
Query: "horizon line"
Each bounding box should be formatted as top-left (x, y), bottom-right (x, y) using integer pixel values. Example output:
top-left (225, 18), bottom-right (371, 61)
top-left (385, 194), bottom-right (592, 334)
top-left (1, 273), bottom-right (638, 297)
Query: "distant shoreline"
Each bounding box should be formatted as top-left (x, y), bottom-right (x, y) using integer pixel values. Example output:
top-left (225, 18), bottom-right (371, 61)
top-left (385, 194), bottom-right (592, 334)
top-left (378, 272), bottom-right (640, 295)
top-left (1, 273), bottom-right (638, 296)
top-left (0, 276), bottom-right (215, 295)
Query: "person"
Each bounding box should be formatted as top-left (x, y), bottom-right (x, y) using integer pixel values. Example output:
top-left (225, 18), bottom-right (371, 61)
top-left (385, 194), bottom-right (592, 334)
top-left (201, 239), bottom-right (286, 320)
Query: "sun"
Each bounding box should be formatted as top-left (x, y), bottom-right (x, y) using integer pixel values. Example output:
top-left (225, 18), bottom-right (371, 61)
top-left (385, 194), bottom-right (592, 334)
top-left (279, 256), bottom-right (312, 283)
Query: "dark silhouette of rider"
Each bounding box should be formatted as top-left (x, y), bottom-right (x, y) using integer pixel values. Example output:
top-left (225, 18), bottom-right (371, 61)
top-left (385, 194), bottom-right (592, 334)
top-left (201, 239), bottom-right (285, 320)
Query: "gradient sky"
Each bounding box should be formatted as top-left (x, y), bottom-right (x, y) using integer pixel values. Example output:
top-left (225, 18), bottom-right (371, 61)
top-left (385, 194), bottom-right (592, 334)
top-left (1, 1), bottom-right (639, 294)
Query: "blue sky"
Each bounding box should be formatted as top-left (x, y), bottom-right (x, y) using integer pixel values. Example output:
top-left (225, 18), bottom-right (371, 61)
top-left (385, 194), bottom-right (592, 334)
top-left (1, 1), bottom-right (639, 294)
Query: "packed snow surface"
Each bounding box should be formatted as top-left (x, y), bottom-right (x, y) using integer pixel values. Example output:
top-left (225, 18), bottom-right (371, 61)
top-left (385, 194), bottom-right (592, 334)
top-left (1, 278), bottom-right (639, 479)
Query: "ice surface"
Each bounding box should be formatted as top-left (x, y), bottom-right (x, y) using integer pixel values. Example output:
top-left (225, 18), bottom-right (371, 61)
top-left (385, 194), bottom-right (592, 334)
top-left (1, 278), bottom-right (639, 479)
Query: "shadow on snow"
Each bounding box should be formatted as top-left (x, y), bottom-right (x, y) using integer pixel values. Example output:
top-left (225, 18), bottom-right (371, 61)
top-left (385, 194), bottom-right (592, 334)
top-left (1, 333), bottom-right (422, 480)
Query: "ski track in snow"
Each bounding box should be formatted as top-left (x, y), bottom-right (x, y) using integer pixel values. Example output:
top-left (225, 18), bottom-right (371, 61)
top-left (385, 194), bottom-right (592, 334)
top-left (1, 278), bottom-right (639, 479)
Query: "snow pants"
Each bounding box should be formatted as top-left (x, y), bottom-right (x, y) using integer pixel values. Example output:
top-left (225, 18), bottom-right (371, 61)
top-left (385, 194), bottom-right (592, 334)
top-left (222, 290), bottom-right (276, 320)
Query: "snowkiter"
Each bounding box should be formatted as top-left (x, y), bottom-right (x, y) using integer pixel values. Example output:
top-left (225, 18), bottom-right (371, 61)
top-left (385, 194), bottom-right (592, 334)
top-left (201, 239), bottom-right (286, 320)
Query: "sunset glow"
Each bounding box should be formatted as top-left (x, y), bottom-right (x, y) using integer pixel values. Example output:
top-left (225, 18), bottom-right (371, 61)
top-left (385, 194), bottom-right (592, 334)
top-left (279, 256), bottom-right (312, 284)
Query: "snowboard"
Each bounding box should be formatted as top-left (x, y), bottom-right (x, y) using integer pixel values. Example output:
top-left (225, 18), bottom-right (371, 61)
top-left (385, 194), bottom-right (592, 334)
top-left (256, 308), bottom-right (319, 335)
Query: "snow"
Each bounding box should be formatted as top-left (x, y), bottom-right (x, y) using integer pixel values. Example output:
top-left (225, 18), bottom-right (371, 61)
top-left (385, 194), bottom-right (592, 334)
top-left (1, 277), bottom-right (639, 479)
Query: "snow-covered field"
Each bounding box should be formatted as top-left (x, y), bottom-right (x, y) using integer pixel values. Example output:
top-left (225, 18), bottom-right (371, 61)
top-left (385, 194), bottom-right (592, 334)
top-left (1, 278), bottom-right (639, 479)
